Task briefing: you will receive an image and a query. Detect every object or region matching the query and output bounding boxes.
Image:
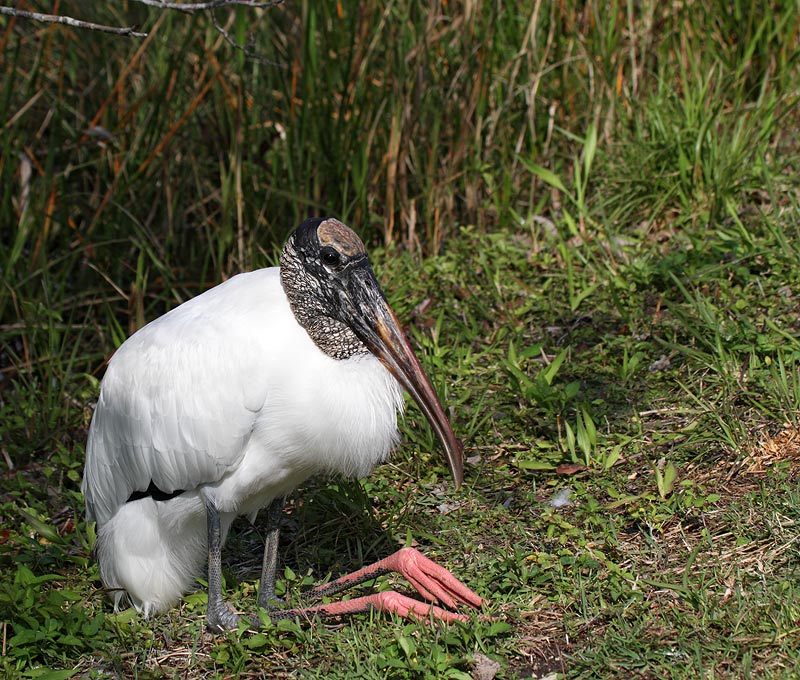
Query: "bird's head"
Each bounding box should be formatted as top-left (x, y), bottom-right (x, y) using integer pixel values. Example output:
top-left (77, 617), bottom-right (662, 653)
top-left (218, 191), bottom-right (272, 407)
top-left (280, 217), bottom-right (464, 488)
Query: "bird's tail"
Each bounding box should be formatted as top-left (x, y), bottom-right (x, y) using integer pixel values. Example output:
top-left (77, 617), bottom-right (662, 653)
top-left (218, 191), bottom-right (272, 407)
top-left (94, 494), bottom-right (207, 616)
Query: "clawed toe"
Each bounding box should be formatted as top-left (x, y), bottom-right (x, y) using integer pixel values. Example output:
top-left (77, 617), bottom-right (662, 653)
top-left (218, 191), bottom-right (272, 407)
top-left (207, 602), bottom-right (245, 632)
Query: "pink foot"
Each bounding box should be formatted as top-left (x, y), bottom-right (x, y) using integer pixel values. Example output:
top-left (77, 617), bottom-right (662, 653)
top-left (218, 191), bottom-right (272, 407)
top-left (308, 547), bottom-right (484, 610)
top-left (305, 590), bottom-right (470, 623)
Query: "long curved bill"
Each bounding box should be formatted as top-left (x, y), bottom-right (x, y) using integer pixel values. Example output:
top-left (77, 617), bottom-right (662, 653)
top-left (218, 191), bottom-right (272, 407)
top-left (347, 271), bottom-right (464, 488)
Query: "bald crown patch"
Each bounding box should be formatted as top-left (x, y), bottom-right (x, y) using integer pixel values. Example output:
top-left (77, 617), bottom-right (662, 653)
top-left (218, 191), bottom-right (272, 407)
top-left (317, 219), bottom-right (367, 257)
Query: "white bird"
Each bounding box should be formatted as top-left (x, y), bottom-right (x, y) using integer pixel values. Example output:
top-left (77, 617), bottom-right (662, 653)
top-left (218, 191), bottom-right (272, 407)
top-left (82, 217), bottom-right (483, 630)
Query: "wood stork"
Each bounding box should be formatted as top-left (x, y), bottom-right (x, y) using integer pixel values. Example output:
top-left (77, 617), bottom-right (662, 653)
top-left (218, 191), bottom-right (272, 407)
top-left (82, 217), bottom-right (483, 630)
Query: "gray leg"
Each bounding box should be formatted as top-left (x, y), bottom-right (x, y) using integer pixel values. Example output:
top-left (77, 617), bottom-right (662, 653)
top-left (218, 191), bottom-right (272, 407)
top-left (205, 500), bottom-right (244, 631)
top-left (257, 497), bottom-right (285, 610)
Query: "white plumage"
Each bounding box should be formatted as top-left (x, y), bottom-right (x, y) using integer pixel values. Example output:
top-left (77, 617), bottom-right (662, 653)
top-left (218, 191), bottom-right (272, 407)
top-left (84, 267), bottom-right (403, 614)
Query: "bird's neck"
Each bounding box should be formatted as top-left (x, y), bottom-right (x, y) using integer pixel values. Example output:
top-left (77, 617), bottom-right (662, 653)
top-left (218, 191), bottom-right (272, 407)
top-left (280, 242), bottom-right (369, 361)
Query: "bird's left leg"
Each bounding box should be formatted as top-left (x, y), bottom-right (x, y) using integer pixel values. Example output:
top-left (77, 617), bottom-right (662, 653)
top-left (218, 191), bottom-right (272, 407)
top-left (205, 500), bottom-right (245, 631)
top-left (257, 497), bottom-right (285, 610)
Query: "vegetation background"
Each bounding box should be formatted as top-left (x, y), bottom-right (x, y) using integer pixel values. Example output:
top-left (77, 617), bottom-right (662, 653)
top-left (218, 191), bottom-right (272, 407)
top-left (2, 0), bottom-right (800, 678)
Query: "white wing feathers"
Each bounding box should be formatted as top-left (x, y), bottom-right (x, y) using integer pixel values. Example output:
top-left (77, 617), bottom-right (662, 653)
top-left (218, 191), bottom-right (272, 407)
top-left (83, 270), bottom-right (281, 525)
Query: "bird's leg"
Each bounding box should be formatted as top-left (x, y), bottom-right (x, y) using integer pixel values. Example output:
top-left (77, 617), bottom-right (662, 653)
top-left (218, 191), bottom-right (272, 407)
top-left (205, 500), bottom-right (245, 631)
top-left (257, 497), bottom-right (285, 610)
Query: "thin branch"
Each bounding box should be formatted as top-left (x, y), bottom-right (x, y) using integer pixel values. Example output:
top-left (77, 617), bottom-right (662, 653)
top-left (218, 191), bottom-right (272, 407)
top-left (211, 10), bottom-right (281, 65)
top-left (132, 0), bottom-right (283, 13)
top-left (0, 7), bottom-right (147, 37)
top-left (0, 1), bottom-right (283, 37)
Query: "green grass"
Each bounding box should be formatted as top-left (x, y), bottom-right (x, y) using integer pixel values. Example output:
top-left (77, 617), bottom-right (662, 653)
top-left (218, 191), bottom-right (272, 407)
top-left (3, 0), bottom-right (800, 678)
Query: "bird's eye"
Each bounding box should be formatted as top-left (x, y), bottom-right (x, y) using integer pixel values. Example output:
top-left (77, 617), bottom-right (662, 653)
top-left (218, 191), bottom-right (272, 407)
top-left (320, 248), bottom-right (342, 267)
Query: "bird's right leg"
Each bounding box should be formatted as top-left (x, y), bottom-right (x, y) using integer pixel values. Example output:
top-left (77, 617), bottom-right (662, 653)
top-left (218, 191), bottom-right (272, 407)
top-left (205, 500), bottom-right (245, 631)
top-left (257, 497), bottom-right (285, 610)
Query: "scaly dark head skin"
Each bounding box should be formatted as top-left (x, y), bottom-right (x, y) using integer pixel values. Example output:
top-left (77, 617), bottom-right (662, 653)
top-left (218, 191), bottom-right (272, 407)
top-left (280, 217), bottom-right (464, 488)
